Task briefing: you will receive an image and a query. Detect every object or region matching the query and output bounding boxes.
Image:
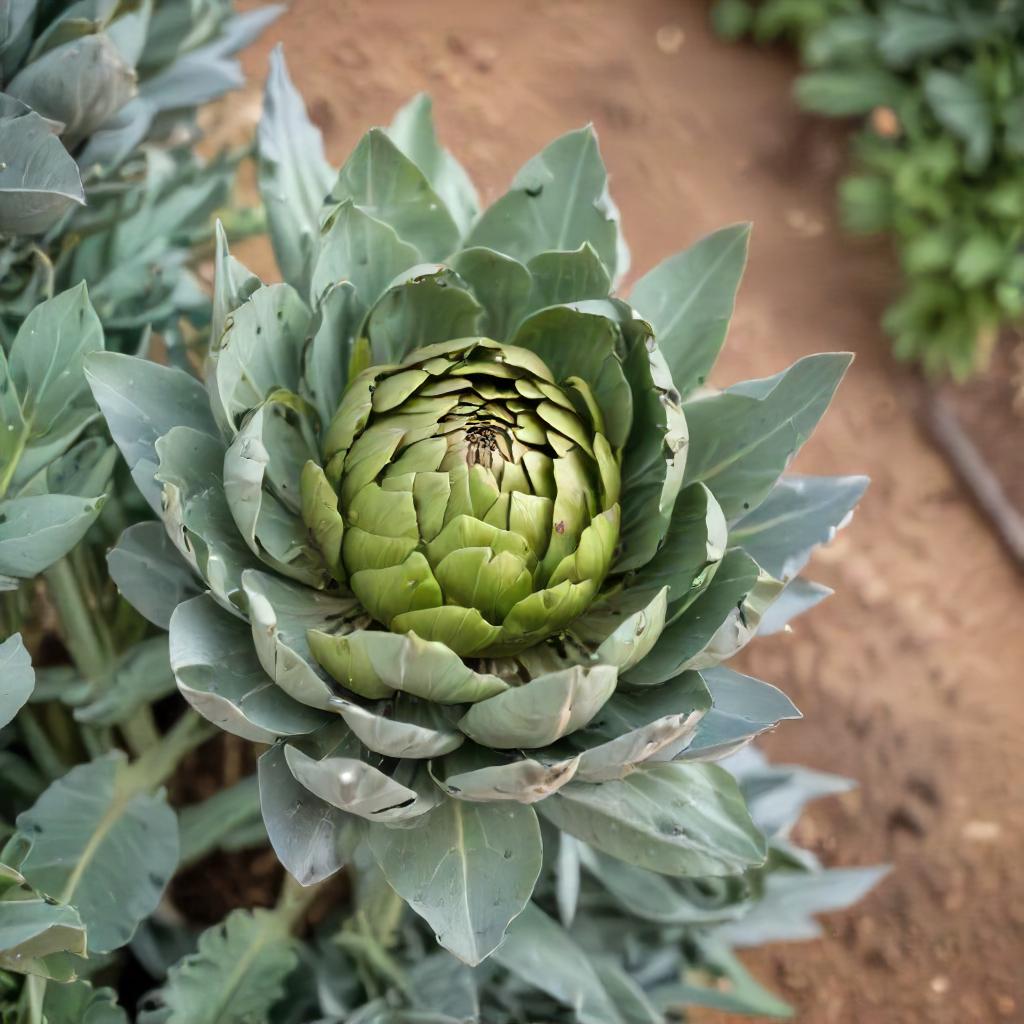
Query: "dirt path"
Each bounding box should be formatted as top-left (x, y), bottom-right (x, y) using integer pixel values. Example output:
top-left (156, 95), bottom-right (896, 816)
top-left (226, 3), bottom-right (1024, 1020)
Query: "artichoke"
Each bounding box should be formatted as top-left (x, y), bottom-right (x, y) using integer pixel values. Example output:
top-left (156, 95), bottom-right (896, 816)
top-left (88, 51), bottom-right (864, 964)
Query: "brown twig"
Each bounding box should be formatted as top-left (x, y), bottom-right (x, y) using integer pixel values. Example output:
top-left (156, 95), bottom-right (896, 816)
top-left (925, 390), bottom-right (1024, 571)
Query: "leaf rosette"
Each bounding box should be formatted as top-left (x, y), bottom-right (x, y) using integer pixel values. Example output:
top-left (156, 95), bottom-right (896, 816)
top-left (87, 51), bottom-right (863, 963)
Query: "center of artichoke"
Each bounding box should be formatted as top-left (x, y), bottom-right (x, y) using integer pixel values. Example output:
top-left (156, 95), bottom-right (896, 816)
top-left (300, 337), bottom-right (621, 659)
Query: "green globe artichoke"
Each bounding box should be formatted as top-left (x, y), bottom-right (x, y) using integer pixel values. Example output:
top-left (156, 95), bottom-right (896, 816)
top-left (87, 50), bottom-right (864, 964)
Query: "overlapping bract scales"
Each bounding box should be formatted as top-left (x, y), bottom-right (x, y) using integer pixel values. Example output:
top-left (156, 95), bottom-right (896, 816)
top-left (86, 48), bottom-right (864, 964)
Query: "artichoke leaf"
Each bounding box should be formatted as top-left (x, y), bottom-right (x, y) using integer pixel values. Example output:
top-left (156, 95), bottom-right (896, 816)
top-left (449, 247), bottom-right (532, 340)
top-left (432, 744), bottom-right (580, 803)
top-left (629, 224), bottom-right (750, 398)
top-left (538, 762), bottom-right (766, 878)
top-left (329, 694), bottom-right (464, 759)
top-left (681, 353), bottom-right (852, 521)
top-left (241, 570), bottom-right (360, 711)
top-left (523, 244), bottom-right (612, 319)
top-left (301, 281), bottom-right (366, 429)
top-left (310, 628), bottom-right (508, 704)
top-left (367, 793), bottom-right (542, 965)
top-left (730, 473), bottom-right (868, 580)
top-left (212, 220), bottom-right (261, 349)
top-left (169, 595), bottom-right (328, 744)
top-left (458, 664), bottom-right (617, 749)
top-left (569, 586), bottom-right (669, 672)
top-left (672, 667), bottom-right (801, 763)
top-left (0, 633), bottom-right (34, 731)
top-left (284, 745), bottom-right (436, 823)
top-left (258, 741), bottom-right (359, 886)
top-left (565, 672), bottom-right (711, 782)
top-left (210, 283), bottom-right (312, 437)
top-left (311, 200), bottom-right (419, 310)
top-left (465, 125), bottom-right (622, 281)
top-left (615, 329), bottom-right (688, 572)
top-left (387, 93), bottom-right (479, 237)
top-left (326, 127), bottom-right (461, 262)
top-left (364, 265), bottom-right (484, 364)
top-left (759, 577), bottom-right (833, 636)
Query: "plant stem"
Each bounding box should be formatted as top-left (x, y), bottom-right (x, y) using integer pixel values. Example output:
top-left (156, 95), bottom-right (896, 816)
top-left (43, 557), bottom-right (110, 681)
top-left (273, 873), bottom-right (324, 933)
top-left (128, 711), bottom-right (218, 793)
top-left (17, 708), bottom-right (67, 781)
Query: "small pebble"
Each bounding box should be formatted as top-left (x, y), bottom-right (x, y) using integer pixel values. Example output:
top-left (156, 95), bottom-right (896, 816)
top-left (655, 25), bottom-right (684, 54)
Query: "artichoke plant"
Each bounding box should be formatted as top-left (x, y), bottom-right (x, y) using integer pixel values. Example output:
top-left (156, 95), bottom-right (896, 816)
top-left (87, 51), bottom-right (865, 964)
top-left (0, 0), bottom-right (280, 348)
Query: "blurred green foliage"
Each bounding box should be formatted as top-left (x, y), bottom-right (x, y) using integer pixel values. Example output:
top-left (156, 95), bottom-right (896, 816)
top-left (711, 0), bottom-right (1024, 379)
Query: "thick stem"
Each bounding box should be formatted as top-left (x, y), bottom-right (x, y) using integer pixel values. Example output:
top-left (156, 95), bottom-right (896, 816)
top-left (272, 873), bottom-right (325, 933)
top-left (128, 711), bottom-right (218, 793)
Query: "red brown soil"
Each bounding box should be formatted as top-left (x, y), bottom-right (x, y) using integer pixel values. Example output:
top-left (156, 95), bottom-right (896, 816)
top-left (218, 3), bottom-right (1024, 1021)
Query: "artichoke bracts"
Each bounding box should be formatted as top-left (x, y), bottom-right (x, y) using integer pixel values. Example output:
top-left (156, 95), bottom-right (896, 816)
top-left (87, 50), bottom-right (865, 963)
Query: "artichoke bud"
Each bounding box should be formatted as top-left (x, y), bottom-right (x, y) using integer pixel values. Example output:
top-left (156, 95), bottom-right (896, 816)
top-left (300, 337), bottom-right (621, 658)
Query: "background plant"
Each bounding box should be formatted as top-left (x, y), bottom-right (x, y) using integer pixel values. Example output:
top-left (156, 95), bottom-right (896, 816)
top-left (711, 0), bottom-right (1024, 379)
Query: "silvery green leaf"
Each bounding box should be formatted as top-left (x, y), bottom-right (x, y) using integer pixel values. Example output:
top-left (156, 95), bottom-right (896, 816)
top-left (327, 128), bottom-right (461, 262)
top-left (758, 577), bottom-right (832, 636)
top-left (567, 672), bottom-right (710, 782)
top-left (449, 247), bottom-right (531, 340)
top-left (730, 474), bottom-right (868, 579)
top-left (524, 244), bottom-right (612, 317)
top-left (72, 636), bottom-right (177, 728)
top-left (284, 746), bottom-right (437, 823)
top-left (39, 979), bottom-right (127, 1024)
top-left (0, 893), bottom-right (87, 981)
top-left (596, 960), bottom-right (663, 1024)
top-left (5, 283), bottom-right (103, 488)
top-left (0, 493), bottom-right (106, 578)
top-left (107, 522), bottom-right (201, 630)
top-left (367, 793), bottom-right (542, 965)
top-left (75, 95), bottom-right (155, 174)
top-left (138, 908), bottom-right (299, 1024)
top-left (156, 426), bottom-right (260, 603)
top-left (580, 845), bottom-right (748, 926)
top-left (387, 93), bottom-right (479, 237)
top-left (714, 865), bottom-right (888, 947)
top-left (616, 329), bottom-right (687, 572)
top-left (329, 694), bottom-right (463, 760)
top-left (556, 831), bottom-right (581, 927)
top-left (241, 570), bottom-right (359, 712)
top-left (258, 741), bottom-right (356, 886)
top-left (23, 436), bottom-right (117, 501)
top-left (466, 126), bottom-right (622, 280)
top-left (627, 483), bottom-right (728, 610)
top-left (459, 664), bottom-right (617, 750)
top-left (0, 632), bottom-right (34, 729)
top-left (85, 351), bottom-right (219, 513)
top-left (7, 33), bottom-right (136, 148)
top-left (407, 952), bottom-right (480, 1022)
top-left (682, 353), bottom-right (852, 520)
top-left (365, 265), bottom-right (484, 363)
top-left (578, 586), bottom-right (668, 672)
top-left (212, 220), bottom-right (261, 348)
top-left (435, 745), bottom-right (580, 803)
top-left (16, 752), bottom-right (178, 954)
top-left (258, 46), bottom-right (335, 295)
top-left (651, 940), bottom-right (791, 1018)
top-left (629, 224), bottom-right (750, 397)
top-left (311, 200), bottom-right (419, 308)
top-left (302, 281), bottom-right (365, 428)
top-left (0, 111), bottom-right (84, 234)
top-left (493, 903), bottom-right (626, 1024)
top-left (177, 775), bottom-right (262, 867)
top-left (170, 595), bottom-right (328, 744)
top-left (210, 283), bottom-right (311, 437)
top-left (679, 667), bottom-right (801, 762)
top-left (0, 1), bottom-right (36, 79)
top-left (727, 750), bottom-right (853, 838)
top-left (538, 762), bottom-right (766, 877)
top-left (625, 550), bottom-right (762, 686)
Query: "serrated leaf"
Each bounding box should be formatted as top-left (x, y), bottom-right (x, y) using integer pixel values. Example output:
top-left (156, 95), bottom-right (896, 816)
top-left (258, 46), bottom-right (335, 295)
top-left (139, 909), bottom-right (299, 1024)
